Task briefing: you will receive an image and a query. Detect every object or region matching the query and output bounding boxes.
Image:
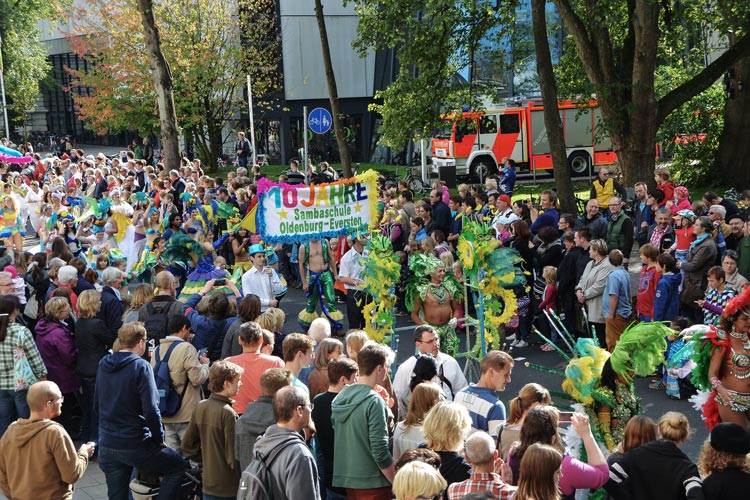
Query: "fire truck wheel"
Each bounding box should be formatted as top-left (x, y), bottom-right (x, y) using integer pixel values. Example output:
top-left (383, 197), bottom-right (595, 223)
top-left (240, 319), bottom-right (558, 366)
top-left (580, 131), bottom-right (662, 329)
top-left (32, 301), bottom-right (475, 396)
top-left (568, 151), bottom-right (591, 177)
top-left (471, 156), bottom-right (497, 181)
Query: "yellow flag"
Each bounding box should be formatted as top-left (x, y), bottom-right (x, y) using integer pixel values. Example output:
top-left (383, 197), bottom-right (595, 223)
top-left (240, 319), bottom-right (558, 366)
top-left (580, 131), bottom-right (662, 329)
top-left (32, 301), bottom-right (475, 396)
top-left (240, 204), bottom-right (257, 233)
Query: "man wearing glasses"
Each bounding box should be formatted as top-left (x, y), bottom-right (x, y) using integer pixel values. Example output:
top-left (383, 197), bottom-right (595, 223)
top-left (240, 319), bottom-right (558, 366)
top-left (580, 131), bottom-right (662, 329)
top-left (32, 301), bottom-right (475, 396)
top-left (240, 386), bottom-right (321, 500)
top-left (96, 323), bottom-right (188, 499)
top-left (392, 325), bottom-right (468, 418)
top-left (97, 267), bottom-right (126, 341)
top-left (605, 196), bottom-right (634, 267)
top-left (589, 168), bottom-right (627, 210)
top-left (0, 381), bottom-right (95, 500)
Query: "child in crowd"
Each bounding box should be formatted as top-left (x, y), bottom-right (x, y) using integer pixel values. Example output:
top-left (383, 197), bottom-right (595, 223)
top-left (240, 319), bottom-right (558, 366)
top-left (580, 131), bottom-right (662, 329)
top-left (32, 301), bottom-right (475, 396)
top-left (696, 266), bottom-right (736, 326)
top-left (653, 254), bottom-right (681, 322)
top-left (538, 266), bottom-right (558, 352)
top-left (664, 317), bottom-right (696, 400)
top-left (654, 167), bottom-right (674, 208)
top-left (636, 243), bottom-right (660, 322)
top-left (668, 186), bottom-right (692, 215)
top-left (670, 210), bottom-right (696, 264)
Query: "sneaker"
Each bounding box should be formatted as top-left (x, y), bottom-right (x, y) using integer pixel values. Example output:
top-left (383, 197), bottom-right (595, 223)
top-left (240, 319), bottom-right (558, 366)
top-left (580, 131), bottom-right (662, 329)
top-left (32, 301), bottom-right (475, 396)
top-left (506, 334), bottom-right (517, 342)
top-left (541, 343), bottom-right (554, 352)
top-left (648, 381), bottom-right (666, 390)
top-left (510, 339), bottom-right (520, 347)
top-left (515, 340), bottom-right (529, 348)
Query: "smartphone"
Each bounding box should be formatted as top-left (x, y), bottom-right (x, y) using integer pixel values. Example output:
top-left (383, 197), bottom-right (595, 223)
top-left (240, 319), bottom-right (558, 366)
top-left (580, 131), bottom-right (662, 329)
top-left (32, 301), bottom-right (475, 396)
top-left (214, 278), bottom-right (226, 286)
top-left (559, 411), bottom-right (574, 423)
top-left (199, 348), bottom-right (208, 357)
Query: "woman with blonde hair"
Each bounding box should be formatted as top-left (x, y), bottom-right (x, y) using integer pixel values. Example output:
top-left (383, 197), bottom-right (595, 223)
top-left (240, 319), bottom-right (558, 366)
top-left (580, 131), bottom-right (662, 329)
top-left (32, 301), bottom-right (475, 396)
top-left (123, 283), bottom-right (154, 323)
top-left (308, 338), bottom-right (344, 399)
top-left (606, 411), bottom-right (702, 500)
top-left (499, 383), bottom-right (552, 456)
top-left (514, 443), bottom-right (563, 500)
top-left (423, 401), bottom-right (472, 488)
top-left (393, 460), bottom-right (447, 500)
top-left (393, 382), bottom-right (442, 462)
top-left (699, 422), bottom-right (750, 498)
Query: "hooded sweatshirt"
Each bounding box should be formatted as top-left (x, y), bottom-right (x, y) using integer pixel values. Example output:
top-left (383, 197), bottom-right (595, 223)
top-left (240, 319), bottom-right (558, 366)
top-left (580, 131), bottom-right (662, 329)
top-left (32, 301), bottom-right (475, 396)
top-left (654, 272), bottom-right (682, 322)
top-left (250, 424), bottom-right (321, 500)
top-left (94, 351), bottom-right (164, 449)
top-left (34, 318), bottom-right (79, 393)
top-left (331, 383), bottom-right (393, 489)
top-left (0, 419), bottom-right (88, 500)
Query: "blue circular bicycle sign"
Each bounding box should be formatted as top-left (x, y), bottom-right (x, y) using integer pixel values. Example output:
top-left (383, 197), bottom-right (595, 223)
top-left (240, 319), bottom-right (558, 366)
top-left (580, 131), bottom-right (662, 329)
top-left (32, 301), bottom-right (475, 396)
top-left (308, 107), bottom-right (332, 135)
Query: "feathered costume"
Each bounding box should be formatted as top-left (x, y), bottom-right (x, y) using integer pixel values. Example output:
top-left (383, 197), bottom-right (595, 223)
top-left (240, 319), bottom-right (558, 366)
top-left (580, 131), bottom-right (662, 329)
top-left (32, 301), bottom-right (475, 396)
top-left (456, 220), bottom-right (525, 358)
top-left (162, 232), bottom-right (233, 301)
top-left (687, 285), bottom-right (750, 429)
top-left (298, 239), bottom-right (344, 333)
top-left (362, 234), bottom-right (401, 343)
top-left (529, 320), bottom-right (667, 468)
top-left (404, 252), bottom-right (464, 355)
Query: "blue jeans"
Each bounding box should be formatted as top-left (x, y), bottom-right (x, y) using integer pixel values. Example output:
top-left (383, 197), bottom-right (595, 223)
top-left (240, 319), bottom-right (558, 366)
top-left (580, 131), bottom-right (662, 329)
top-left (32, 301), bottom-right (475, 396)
top-left (99, 442), bottom-right (188, 500)
top-left (0, 389), bottom-right (30, 436)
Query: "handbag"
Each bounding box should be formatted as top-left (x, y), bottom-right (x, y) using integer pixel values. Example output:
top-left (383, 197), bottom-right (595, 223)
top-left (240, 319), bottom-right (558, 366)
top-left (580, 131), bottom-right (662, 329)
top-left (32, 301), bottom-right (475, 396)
top-left (679, 278), bottom-right (703, 306)
top-left (13, 326), bottom-right (37, 392)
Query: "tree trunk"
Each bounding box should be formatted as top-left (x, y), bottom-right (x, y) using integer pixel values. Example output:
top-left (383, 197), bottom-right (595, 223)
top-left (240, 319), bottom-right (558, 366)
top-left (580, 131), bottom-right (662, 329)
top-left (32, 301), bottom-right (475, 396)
top-left (314, 0), bottom-right (353, 177)
top-left (135, 0), bottom-right (180, 172)
top-left (531, 0), bottom-right (577, 214)
top-left (717, 53), bottom-right (750, 187)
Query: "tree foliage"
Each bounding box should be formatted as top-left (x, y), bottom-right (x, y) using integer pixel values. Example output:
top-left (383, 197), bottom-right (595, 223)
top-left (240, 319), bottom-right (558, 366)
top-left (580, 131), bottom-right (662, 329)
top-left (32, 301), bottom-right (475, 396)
top-left (67, 0), bottom-right (280, 169)
top-left (0, 0), bottom-right (69, 137)
top-left (549, 0), bottom-right (750, 184)
top-left (352, 0), bottom-right (515, 148)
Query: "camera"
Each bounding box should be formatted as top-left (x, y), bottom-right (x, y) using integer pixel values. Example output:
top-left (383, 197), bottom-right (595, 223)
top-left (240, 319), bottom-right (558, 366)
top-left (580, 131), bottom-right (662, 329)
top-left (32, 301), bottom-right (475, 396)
top-left (214, 279), bottom-right (226, 286)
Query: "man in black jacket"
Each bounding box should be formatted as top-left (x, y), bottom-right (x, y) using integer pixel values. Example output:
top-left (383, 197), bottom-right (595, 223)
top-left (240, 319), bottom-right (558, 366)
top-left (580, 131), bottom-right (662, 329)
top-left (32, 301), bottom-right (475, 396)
top-left (646, 208), bottom-right (676, 254)
top-left (558, 229), bottom-right (592, 337)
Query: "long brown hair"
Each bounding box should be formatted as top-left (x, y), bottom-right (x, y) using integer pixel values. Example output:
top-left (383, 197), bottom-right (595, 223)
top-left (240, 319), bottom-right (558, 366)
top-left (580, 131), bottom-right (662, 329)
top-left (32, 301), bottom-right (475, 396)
top-left (513, 406), bottom-right (564, 461)
top-left (621, 415), bottom-right (656, 453)
top-left (508, 383), bottom-right (552, 425)
top-left (515, 443), bottom-right (563, 500)
top-left (403, 382), bottom-right (442, 426)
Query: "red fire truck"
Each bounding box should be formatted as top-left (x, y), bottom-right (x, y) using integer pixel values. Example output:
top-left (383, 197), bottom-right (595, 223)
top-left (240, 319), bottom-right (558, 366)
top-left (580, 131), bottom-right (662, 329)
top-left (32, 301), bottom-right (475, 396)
top-left (430, 100), bottom-right (617, 179)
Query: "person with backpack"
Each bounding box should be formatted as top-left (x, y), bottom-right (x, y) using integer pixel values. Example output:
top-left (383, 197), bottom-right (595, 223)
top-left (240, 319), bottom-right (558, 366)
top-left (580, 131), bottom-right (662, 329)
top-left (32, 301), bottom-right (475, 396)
top-left (182, 360), bottom-right (244, 500)
top-left (182, 279), bottom-right (240, 362)
top-left (138, 271), bottom-right (183, 358)
top-left (238, 385), bottom-right (321, 500)
top-left (150, 315), bottom-right (209, 451)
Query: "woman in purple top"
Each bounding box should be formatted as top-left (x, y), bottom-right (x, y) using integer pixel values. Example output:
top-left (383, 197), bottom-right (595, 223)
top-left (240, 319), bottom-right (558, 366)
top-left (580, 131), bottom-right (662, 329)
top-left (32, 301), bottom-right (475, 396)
top-left (507, 406), bottom-right (609, 500)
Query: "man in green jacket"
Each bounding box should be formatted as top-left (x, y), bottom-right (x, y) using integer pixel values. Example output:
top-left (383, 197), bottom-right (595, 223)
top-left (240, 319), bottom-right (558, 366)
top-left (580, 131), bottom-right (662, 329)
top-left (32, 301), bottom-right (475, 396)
top-left (332, 344), bottom-right (395, 499)
top-left (182, 360), bottom-right (244, 500)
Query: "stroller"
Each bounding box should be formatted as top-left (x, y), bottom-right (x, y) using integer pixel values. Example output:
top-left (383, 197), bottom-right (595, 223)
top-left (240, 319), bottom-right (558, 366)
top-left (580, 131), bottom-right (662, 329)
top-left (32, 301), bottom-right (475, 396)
top-left (130, 466), bottom-right (202, 500)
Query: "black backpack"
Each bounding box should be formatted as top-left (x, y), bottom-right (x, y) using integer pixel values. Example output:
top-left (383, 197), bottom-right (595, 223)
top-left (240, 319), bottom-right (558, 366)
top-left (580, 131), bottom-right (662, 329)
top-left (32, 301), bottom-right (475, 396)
top-left (144, 300), bottom-right (178, 358)
top-left (153, 340), bottom-right (188, 417)
top-left (237, 436), bottom-right (298, 500)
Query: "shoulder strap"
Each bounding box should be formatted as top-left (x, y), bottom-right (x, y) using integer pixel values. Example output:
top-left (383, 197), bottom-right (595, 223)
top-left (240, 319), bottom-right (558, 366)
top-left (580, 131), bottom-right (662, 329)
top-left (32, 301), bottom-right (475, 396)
top-left (156, 339), bottom-right (181, 364)
top-left (438, 363), bottom-right (454, 399)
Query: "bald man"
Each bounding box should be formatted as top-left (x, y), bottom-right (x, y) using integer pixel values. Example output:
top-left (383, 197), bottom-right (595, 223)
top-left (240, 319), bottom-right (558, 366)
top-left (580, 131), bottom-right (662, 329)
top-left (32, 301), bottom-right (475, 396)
top-left (0, 381), bottom-right (95, 500)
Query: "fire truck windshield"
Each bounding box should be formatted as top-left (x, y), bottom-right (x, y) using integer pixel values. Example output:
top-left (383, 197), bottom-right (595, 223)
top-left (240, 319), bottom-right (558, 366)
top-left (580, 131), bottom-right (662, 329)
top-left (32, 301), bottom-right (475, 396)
top-left (434, 120), bottom-right (453, 139)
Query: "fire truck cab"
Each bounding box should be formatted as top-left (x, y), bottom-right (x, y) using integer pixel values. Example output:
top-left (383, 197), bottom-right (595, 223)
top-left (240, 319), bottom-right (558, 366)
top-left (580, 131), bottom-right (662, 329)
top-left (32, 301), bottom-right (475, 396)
top-left (431, 100), bottom-right (617, 179)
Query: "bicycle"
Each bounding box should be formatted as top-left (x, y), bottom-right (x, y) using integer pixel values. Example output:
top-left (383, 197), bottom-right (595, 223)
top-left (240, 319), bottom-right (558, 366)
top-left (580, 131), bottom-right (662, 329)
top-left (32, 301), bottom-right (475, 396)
top-left (383, 165), bottom-right (429, 194)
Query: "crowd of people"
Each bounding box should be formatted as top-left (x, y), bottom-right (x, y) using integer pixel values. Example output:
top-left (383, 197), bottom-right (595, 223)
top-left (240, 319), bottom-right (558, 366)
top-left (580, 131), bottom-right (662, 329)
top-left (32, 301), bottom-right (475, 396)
top-left (0, 135), bottom-right (749, 500)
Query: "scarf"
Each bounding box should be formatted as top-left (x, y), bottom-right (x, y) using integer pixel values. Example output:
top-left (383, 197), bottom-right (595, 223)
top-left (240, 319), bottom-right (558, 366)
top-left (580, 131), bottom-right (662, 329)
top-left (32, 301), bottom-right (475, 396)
top-left (689, 232), bottom-right (709, 251)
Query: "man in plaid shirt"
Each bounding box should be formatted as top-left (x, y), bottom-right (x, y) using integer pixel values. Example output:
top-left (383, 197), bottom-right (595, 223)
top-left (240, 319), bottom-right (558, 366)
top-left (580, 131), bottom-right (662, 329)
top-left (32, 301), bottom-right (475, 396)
top-left (447, 432), bottom-right (516, 500)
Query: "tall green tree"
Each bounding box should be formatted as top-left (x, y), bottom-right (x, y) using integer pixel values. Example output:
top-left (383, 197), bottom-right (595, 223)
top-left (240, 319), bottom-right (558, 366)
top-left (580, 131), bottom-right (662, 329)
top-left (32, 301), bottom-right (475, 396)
top-left (549, 0), bottom-right (750, 184)
top-left (67, 0), bottom-right (278, 170)
top-left (0, 0), bottom-right (69, 139)
top-left (352, 0), bottom-right (515, 149)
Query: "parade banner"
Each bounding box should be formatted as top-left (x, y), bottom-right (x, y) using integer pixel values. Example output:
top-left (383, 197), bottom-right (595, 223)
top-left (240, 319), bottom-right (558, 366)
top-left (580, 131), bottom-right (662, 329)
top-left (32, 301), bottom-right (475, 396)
top-left (256, 170), bottom-right (378, 243)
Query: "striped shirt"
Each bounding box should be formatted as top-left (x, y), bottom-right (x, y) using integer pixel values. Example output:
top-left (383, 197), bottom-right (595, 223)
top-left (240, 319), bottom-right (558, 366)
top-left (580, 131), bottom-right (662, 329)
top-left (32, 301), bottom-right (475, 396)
top-left (454, 384), bottom-right (506, 438)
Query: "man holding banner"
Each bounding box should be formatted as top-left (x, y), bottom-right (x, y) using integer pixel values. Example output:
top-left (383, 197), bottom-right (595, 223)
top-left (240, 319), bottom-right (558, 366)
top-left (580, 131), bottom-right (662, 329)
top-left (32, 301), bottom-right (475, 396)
top-left (298, 239), bottom-right (344, 333)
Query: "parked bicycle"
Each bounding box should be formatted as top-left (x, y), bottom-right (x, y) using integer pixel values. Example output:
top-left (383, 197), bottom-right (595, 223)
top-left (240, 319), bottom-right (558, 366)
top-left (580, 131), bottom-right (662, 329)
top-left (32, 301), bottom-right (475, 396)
top-left (383, 166), bottom-right (429, 194)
